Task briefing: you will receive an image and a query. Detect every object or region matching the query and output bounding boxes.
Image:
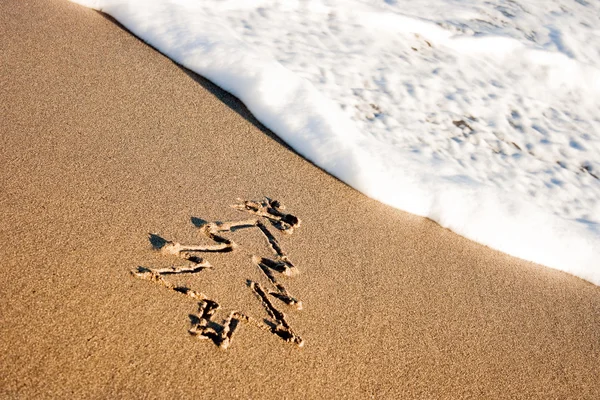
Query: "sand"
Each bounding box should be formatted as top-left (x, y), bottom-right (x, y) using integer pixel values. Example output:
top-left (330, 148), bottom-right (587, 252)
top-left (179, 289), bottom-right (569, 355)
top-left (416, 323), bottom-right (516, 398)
top-left (1, 0), bottom-right (599, 398)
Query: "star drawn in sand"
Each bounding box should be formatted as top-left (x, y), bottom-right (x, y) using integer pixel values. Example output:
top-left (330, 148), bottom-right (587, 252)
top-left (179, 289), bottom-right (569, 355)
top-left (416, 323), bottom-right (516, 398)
top-left (132, 198), bottom-right (304, 350)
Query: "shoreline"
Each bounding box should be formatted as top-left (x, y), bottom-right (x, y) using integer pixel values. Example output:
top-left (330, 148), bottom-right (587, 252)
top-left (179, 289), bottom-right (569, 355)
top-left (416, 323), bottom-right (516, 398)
top-left (1, 0), bottom-right (599, 398)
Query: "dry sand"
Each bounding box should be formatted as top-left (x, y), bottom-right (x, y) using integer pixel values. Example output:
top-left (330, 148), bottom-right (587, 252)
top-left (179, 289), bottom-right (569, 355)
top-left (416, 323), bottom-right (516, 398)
top-left (1, 0), bottom-right (599, 398)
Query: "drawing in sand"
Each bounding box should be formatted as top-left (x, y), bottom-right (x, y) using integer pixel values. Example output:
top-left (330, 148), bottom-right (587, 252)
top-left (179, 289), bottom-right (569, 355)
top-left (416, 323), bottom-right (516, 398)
top-left (132, 198), bottom-right (304, 349)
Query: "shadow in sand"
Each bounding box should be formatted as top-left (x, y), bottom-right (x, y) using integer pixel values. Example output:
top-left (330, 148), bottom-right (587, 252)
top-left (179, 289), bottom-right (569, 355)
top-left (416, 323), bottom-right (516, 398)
top-left (96, 11), bottom-right (301, 157)
top-left (148, 233), bottom-right (168, 250)
top-left (177, 67), bottom-right (300, 156)
top-left (190, 217), bottom-right (208, 228)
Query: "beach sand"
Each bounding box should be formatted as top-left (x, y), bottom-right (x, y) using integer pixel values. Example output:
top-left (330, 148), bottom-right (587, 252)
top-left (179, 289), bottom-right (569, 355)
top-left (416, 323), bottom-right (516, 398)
top-left (1, 0), bottom-right (599, 398)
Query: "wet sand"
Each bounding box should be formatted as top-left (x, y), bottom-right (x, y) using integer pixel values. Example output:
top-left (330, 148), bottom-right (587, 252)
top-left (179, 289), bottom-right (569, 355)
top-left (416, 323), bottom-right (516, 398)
top-left (1, 0), bottom-right (599, 398)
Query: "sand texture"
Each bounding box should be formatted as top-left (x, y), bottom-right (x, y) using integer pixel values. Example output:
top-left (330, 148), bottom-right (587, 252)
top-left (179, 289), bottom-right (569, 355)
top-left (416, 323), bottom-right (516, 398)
top-left (1, 0), bottom-right (599, 398)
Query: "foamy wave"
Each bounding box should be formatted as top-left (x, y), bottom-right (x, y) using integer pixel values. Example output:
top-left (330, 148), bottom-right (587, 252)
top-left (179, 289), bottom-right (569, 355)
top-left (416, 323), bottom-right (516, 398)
top-left (71, 0), bottom-right (600, 285)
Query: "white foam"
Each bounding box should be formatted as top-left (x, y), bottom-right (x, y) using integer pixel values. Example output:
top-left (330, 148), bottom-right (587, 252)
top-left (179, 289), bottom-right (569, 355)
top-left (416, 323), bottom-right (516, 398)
top-left (71, 0), bottom-right (600, 285)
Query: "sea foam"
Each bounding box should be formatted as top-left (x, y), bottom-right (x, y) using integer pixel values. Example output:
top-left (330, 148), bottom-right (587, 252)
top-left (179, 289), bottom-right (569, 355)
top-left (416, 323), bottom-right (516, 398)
top-left (71, 0), bottom-right (600, 285)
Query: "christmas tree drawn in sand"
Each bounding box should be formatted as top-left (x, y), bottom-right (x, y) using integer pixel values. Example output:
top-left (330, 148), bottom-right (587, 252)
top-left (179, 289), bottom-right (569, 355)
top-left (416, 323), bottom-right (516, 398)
top-left (132, 198), bottom-right (304, 350)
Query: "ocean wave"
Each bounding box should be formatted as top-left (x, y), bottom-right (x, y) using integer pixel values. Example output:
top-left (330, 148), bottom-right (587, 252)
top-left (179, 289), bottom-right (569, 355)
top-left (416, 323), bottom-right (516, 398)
top-left (71, 0), bottom-right (600, 285)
